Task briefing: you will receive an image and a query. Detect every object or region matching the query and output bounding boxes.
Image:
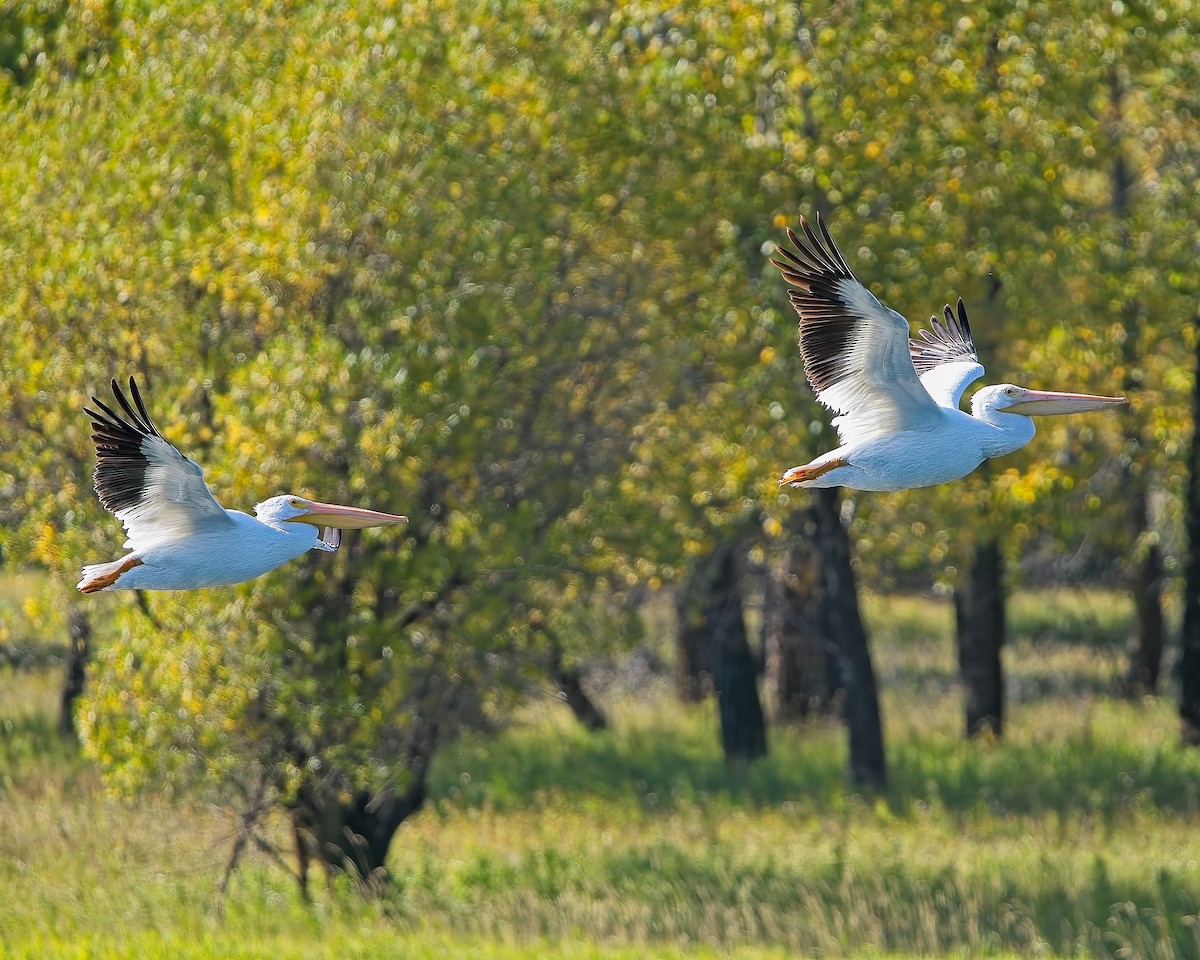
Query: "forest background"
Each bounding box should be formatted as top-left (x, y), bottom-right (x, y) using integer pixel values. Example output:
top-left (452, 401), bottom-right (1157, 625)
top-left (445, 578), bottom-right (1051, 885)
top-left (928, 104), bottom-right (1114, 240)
top-left (3, 1), bottom-right (1200, 957)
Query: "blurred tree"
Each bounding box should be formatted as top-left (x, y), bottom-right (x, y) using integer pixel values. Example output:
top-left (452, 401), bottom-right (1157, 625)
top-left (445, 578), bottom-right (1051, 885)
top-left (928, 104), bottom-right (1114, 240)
top-left (541, 622), bottom-right (609, 733)
top-left (674, 537), bottom-right (768, 762)
top-left (0, 0), bottom-right (802, 882)
top-left (762, 506), bottom-right (835, 722)
top-left (954, 535), bottom-right (1006, 737)
top-left (674, 556), bottom-right (717, 703)
top-left (58, 609), bottom-right (90, 737)
top-left (1097, 64), bottom-right (1162, 697)
top-left (782, 0), bottom-right (1194, 737)
top-left (708, 540), bottom-right (768, 762)
top-left (1179, 300), bottom-right (1200, 746)
top-left (813, 488), bottom-right (885, 787)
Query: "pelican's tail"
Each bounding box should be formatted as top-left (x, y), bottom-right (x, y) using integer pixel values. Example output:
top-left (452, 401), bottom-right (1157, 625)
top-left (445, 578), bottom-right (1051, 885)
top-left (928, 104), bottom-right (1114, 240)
top-left (78, 555), bottom-right (144, 594)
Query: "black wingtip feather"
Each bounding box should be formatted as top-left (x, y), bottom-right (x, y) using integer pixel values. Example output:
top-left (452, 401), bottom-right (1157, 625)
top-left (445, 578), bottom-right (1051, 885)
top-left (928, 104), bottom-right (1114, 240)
top-left (768, 213), bottom-right (867, 396)
top-left (128, 376), bottom-right (162, 438)
top-left (85, 376), bottom-right (161, 516)
top-left (910, 298), bottom-right (980, 374)
top-left (772, 215), bottom-right (855, 291)
top-left (106, 376), bottom-right (160, 438)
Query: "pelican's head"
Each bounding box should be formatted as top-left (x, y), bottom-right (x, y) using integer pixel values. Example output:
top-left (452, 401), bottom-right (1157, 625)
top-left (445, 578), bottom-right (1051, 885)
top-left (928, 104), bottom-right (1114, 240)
top-left (978, 384), bottom-right (1127, 418)
top-left (256, 495), bottom-right (407, 550)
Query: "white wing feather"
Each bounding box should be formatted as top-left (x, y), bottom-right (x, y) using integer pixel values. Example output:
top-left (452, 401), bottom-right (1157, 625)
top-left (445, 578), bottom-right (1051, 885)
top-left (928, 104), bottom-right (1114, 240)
top-left (918, 361), bottom-right (985, 410)
top-left (115, 434), bottom-right (231, 550)
top-left (818, 277), bottom-right (942, 445)
top-left (86, 377), bottom-right (233, 553)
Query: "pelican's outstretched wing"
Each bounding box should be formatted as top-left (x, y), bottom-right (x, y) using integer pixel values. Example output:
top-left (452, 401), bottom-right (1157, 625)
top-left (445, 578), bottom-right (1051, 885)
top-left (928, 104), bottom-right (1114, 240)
top-left (910, 299), bottom-right (984, 410)
top-left (770, 214), bottom-right (941, 444)
top-left (85, 377), bottom-right (232, 550)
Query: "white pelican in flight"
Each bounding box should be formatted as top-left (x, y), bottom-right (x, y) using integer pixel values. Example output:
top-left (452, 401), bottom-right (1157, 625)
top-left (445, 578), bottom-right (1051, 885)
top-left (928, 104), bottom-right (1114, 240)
top-left (78, 377), bottom-right (406, 593)
top-left (771, 214), bottom-right (1126, 492)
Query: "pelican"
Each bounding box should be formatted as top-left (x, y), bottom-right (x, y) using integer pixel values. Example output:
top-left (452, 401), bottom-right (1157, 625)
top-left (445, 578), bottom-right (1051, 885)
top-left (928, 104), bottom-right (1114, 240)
top-left (770, 214), bottom-right (1126, 491)
top-left (78, 377), bottom-right (406, 593)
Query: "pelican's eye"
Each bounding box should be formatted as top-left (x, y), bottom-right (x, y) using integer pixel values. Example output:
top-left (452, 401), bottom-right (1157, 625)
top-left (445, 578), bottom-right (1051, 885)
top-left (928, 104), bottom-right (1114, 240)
top-left (1005, 387), bottom-right (1019, 398)
top-left (288, 497), bottom-right (305, 509)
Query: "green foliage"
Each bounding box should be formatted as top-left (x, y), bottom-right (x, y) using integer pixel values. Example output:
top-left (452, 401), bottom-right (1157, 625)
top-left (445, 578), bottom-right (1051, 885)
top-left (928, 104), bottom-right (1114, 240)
top-left (0, 0), bottom-right (807, 828)
top-left (0, 0), bottom-right (117, 90)
top-left (1, 0), bottom-right (1195, 864)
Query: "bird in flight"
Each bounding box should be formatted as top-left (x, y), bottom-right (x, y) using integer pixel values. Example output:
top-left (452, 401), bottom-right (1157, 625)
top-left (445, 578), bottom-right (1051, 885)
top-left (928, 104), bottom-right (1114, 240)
top-left (770, 214), bottom-right (1126, 492)
top-left (78, 377), bottom-right (406, 593)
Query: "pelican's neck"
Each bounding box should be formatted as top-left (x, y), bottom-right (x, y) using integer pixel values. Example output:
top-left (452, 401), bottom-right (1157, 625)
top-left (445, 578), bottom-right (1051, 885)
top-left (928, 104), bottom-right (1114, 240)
top-left (971, 393), bottom-right (1037, 459)
top-left (248, 508), bottom-right (338, 553)
top-left (237, 508), bottom-right (320, 546)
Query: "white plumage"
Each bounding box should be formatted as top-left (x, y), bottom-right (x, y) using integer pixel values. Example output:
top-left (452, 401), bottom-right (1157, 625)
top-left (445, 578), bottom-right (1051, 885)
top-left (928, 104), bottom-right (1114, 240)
top-left (771, 215), bottom-right (1126, 492)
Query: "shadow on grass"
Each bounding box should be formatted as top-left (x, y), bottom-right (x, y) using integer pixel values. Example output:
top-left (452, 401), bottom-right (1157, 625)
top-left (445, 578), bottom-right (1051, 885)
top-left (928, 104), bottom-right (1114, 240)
top-left (422, 716), bottom-right (1200, 957)
top-left (396, 836), bottom-right (1200, 959)
top-left (0, 640), bottom-right (66, 670)
top-left (432, 706), bottom-right (1200, 824)
top-left (889, 732), bottom-right (1200, 820)
top-left (433, 713), bottom-right (848, 813)
top-left (876, 660), bottom-right (1126, 703)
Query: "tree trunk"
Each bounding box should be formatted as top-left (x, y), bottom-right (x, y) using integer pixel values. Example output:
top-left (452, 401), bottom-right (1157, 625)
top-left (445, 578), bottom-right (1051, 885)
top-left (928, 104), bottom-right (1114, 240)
top-left (811, 488), bottom-right (886, 788)
top-left (707, 541), bottom-right (768, 762)
top-left (1108, 70), bottom-right (1165, 698)
top-left (1125, 491), bottom-right (1165, 697)
top-left (59, 609), bottom-right (90, 737)
top-left (290, 715), bottom-right (439, 891)
top-left (547, 637), bottom-right (608, 732)
top-left (292, 777), bottom-right (427, 890)
top-left (1179, 299), bottom-right (1200, 746)
top-left (674, 553), bottom-right (716, 702)
top-left (762, 507), bottom-right (835, 721)
top-left (954, 537), bottom-right (1006, 738)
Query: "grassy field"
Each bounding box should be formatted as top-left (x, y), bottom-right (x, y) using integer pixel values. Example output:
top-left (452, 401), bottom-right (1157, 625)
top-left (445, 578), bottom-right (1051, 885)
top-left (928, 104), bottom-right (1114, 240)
top-left (2, 586), bottom-right (1199, 958)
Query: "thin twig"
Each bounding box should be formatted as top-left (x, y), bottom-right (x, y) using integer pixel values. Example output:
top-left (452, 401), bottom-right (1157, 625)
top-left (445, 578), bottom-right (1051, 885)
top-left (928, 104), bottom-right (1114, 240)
top-left (214, 767), bottom-right (274, 920)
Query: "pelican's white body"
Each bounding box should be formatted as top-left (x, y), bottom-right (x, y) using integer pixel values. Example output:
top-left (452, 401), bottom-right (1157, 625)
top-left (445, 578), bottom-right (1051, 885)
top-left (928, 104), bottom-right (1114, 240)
top-left (794, 384), bottom-right (1038, 491)
top-left (79, 509), bottom-right (328, 591)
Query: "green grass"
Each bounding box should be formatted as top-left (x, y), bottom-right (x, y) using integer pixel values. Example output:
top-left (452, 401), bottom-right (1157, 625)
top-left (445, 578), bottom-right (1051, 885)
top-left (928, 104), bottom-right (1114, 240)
top-left (1, 935), bottom-right (812, 960)
top-left (2, 588), bottom-right (1199, 958)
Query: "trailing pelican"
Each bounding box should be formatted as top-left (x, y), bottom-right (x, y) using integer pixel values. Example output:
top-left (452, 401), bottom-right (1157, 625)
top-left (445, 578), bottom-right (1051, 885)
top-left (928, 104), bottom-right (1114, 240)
top-left (79, 377), bottom-right (406, 592)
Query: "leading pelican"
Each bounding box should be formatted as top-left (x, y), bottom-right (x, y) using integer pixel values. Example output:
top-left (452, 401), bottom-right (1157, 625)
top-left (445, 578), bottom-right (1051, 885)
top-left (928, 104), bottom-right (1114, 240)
top-left (771, 214), bottom-right (1126, 491)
